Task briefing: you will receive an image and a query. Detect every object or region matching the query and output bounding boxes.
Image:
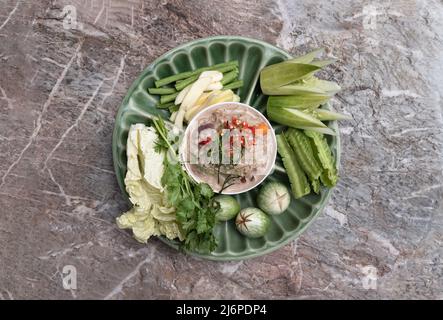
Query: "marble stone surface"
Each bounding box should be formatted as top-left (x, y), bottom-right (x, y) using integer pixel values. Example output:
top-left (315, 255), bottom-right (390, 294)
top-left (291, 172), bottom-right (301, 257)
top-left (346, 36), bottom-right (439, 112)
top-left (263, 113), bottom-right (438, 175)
top-left (0, 0), bottom-right (442, 299)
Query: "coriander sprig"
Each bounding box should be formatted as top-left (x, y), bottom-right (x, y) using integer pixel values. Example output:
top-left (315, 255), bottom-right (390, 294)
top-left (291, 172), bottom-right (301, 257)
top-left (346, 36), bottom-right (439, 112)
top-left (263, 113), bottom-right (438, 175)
top-left (152, 117), bottom-right (217, 253)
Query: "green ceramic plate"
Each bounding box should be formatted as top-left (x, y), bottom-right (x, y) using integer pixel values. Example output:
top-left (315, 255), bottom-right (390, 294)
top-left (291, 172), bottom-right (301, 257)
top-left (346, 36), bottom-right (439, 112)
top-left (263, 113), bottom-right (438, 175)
top-left (112, 36), bottom-right (340, 261)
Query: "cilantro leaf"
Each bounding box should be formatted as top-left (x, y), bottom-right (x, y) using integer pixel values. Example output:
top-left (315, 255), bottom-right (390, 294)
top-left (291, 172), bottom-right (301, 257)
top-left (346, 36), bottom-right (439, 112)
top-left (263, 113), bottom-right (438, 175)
top-left (199, 183), bottom-right (214, 199)
top-left (152, 118), bottom-right (218, 254)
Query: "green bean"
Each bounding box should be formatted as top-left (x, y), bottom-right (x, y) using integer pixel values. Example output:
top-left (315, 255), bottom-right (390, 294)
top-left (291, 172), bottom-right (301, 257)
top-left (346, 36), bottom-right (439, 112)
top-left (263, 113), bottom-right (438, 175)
top-left (148, 87), bottom-right (176, 95)
top-left (191, 60), bottom-right (238, 76)
top-left (155, 61), bottom-right (238, 88)
top-left (154, 71), bottom-right (193, 88)
top-left (175, 65), bottom-right (239, 91)
top-left (221, 69), bottom-right (239, 85)
top-left (175, 74), bottom-right (199, 91)
top-left (160, 92), bottom-right (179, 104)
top-left (223, 80), bottom-right (243, 90)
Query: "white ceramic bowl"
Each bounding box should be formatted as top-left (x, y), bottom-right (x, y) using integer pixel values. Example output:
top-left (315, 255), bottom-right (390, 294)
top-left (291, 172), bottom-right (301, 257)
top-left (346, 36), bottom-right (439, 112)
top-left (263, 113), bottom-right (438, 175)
top-left (181, 102), bottom-right (277, 195)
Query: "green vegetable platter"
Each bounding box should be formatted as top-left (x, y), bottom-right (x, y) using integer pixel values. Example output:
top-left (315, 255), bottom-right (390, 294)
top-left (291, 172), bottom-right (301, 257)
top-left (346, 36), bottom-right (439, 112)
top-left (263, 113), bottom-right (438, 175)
top-left (112, 36), bottom-right (344, 261)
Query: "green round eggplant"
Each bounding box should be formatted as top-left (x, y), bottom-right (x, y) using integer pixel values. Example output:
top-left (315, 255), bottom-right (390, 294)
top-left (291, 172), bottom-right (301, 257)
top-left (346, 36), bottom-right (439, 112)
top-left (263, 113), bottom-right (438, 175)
top-left (257, 181), bottom-right (291, 215)
top-left (214, 195), bottom-right (240, 221)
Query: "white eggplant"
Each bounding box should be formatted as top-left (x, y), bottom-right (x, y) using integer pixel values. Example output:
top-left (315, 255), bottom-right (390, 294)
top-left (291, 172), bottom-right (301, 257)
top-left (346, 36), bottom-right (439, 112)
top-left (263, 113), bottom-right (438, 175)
top-left (235, 208), bottom-right (270, 238)
top-left (257, 181), bottom-right (291, 215)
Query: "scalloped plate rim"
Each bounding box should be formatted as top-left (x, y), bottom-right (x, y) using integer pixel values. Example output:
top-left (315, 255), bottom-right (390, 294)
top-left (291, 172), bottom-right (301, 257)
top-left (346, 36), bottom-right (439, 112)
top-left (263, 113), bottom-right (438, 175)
top-left (112, 35), bottom-right (341, 261)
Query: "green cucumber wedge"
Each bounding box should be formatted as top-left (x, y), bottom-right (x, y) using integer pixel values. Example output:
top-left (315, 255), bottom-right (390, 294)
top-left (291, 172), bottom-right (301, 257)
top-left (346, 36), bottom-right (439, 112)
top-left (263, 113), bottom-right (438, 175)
top-left (276, 134), bottom-right (310, 199)
top-left (304, 130), bottom-right (338, 187)
top-left (285, 128), bottom-right (323, 181)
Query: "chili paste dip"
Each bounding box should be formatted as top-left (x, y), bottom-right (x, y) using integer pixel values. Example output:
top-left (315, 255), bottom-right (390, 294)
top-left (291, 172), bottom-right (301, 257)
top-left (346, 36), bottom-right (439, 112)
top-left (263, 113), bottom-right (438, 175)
top-left (181, 102), bottom-right (277, 194)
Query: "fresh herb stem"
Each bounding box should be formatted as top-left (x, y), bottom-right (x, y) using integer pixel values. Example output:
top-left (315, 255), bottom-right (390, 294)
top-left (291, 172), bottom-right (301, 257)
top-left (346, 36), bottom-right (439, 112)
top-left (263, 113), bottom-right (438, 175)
top-left (219, 174), bottom-right (241, 193)
top-left (152, 117), bottom-right (217, 253)
top-left (184, 178), bottom-right (193, 198)
top-left (152, 118), bottom-right (194, 200)
top-left (152, 118), bottom-right (175, 154)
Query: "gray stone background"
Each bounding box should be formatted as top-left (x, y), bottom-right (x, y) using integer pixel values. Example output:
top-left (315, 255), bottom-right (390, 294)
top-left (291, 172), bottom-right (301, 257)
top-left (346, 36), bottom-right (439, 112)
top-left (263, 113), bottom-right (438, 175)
top-left (0, 0), bottom-right (442, 299)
